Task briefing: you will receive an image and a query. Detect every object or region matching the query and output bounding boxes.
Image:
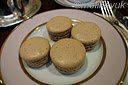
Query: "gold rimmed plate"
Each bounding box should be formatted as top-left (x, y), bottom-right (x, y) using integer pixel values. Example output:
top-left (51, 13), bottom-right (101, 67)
top-left (0, 9), bottom-right (127, 85)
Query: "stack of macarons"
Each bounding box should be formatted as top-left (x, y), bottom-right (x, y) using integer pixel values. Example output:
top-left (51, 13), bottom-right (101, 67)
top-left (46, 16), bottom-right (101, 51)
top-left (19, 16), bottom-right (101, 74)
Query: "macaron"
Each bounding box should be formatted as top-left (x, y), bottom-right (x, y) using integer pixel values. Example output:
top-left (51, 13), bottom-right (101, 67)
top-left (46, 16), bottom-right (72, 41)
top-left (20, 37), bottom-right (50, 68)
top-left (50, 38), bottom-right (86, 74)
top-left (71, 22), bottom-right (101, 51)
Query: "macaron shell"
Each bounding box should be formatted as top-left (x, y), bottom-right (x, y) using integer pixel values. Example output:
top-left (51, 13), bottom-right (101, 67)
top-left (26, 56), bottom-right (49, 68)
top-left (50, 38), bottom-right (86, 71)
top-left (49, 29), bottom-right (71, 41)
top-left (20, 37), bottom-right (50, 61)
top-left (71, 22), bottom-right (101, 44)
top-left (55, 59), bottom-right (85, 74)
top-left (46, 16), bottom-right (72, 33)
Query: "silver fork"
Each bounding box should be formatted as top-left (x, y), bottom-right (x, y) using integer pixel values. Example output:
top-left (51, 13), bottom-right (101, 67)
top-left (100, 0), bottom-right (128, 40)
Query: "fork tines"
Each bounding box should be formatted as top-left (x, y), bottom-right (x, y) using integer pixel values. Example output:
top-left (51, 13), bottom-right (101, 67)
top-left (100, 0), bottom-right (116, 19)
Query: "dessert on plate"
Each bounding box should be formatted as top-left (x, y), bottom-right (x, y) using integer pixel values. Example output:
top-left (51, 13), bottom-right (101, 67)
top-left (20, 37), bottom-right (50, 68)
top-left (50, 38), bottom-right (86, 74)
top-left (46, 16), bottom-right (72, 41)
top-left (71, 22), bottom-right (101, 51)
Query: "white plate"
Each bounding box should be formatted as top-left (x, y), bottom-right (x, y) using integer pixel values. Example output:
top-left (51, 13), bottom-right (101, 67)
top-left (55, 0), bottom-right (101, 8)
top-left (0, 9), bottom-right (127, 85)
top-left (19, 22), bottom-right (104, 85)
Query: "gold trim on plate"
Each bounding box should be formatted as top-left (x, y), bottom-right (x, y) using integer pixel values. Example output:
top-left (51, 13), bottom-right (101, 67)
top-left (114, 24), bottom-right (128, 85)
top-left (93, 14), bottom-right (128, 85)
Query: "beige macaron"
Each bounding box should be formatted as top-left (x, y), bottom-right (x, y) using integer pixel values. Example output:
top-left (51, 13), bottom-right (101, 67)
top-left (46, 16), bottom-right (72, 41)
top-left (20, 37), bottom-right (50, 68)
top-left (50, 38), bottom-right (86, 74)
top-left (71, 22), bottom-right (101, 51)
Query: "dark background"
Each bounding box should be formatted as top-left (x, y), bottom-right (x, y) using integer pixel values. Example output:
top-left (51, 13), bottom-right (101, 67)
top-left (0, 0), bottom-right (128, 48)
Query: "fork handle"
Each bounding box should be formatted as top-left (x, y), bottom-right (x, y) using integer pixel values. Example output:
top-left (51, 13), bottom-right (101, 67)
top-left (94, 12), bottom-right (128, 41)
top-left (115, 21), bottom-right (128, 41)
